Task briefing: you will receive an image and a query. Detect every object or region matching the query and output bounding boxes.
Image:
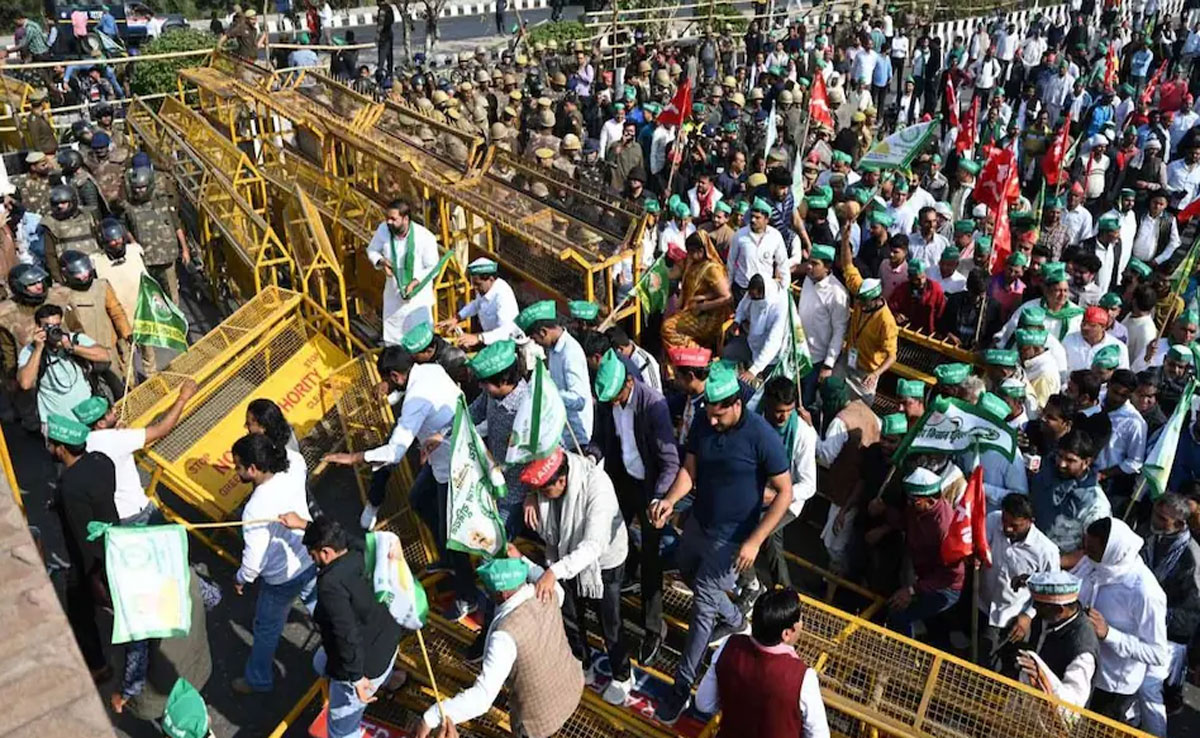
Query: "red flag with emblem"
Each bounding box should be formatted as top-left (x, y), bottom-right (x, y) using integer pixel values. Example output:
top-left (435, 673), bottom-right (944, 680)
top-left (941, 467), bottom-right (992, 567)
top-left (1042, 112), bottom-right (1072, 186)
top-left (1104, 43), bottom-right (1119, 88)
top-left (973, 145), bottom-right (1017, 210)
top-left (657, 78), bottom-right (693, 128)
top-left (945, 76), bottom-right (959, 128)
top-left (991, 200), bottom-right (1012, 276)
top-left (808, 72), bottom-right (835, 129)
top-left (954, 95), bottom-right (979, 155)
top-left (1141, 60), bottom-right (1168, 105)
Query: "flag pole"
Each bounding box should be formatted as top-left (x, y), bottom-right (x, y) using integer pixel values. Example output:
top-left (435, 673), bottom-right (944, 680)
top-left (1122, 478), bottom-right (1147, 521)
top-left (119, 346), bottom-right (136, 425)
top-left (597, 254), bottom-right (664, 333)
top-left (970, 556), bottom-right (981, 664)
top-left (414, 628), bottom-right (448, 726)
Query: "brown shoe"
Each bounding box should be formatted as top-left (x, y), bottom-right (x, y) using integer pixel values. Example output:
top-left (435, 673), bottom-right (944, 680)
top-left (231, 677), bottom-right (256, 695)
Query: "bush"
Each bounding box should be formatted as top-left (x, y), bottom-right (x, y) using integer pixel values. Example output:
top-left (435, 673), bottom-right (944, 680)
top-left (526, 21), bottom-right (592, 48)
top-left (128, 27), bottom-right (217, 97)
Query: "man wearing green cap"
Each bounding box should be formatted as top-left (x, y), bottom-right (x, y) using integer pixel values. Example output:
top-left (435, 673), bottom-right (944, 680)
top-left (518, 300), bottom-right (594, 446)
top-left (701, 199), bottom-right (737, 259)
top-left (49, 412), bottom-right (117, 681)
top-left (896, 378), bottom-right (926, 424)
top-left (366, 199), bottom-right (442, 347)
top-left (438, 257), bottom-right (520, 351)
top-left (988, 251), bottom-right (1027, 324)
top-left (814, 374), bottom-right (881, 569)
top-left (1016, 327), bottom-right (1061, 413)
top-left (888, 254), bottom-right (946, 334)
top-left (417, 555), bottom-right (584, 738)
top-left (838, 228), bottom-right (898, 402)
top-left (928, 242), bottom-right (966, 296)
top-left (76, 379), bottom-right (196, 524)
top-left (466, 340), bottom-right (531, 537)
top-left (728, 195), bottom-right (788, 305)
top-left (976, 385), bottom-right (1030, 513)
top-left (648, 360), bottom-right (793, 724)
top-left (1158, 344), bottom-right (1195, 416)
top-left (659, 195), bottom-right (697, 266)
top-left (797, 241), bottom-right (849, 406)
top-left (998, 262), bottom-right (1084, 344)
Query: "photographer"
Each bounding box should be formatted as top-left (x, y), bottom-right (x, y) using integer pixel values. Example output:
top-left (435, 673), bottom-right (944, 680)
top-left (16, 304), bottom-right (110, 430)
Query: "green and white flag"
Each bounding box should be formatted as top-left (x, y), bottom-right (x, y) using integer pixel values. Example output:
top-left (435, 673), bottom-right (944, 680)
top-left (635, 255), bottom-right (670, 315)
top-left (896, 395), bottom-right (1018, 462)
top-left (448, 396), bottom-right (507, 558)
top-left (133, 273), bottom-right (188, 352)
top-left (88, 522), bottom-right (191, 644)
top-left (747, 291), bottom-right (812, 411)
top-left (858, 118), bottom-right (940, 171)
top-left (365, 530), bottom-right (429, 630)
top-left (506, 359), bottom-right (567, 463)
top-left (763, 107), bottom-right (779, 162)
top-left (1140, 378), bottom-right (1196, 501)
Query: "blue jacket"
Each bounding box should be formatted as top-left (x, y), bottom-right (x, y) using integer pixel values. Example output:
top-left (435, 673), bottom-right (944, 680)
top-left (1168, 425), bottom-right (1200, 493)
top-left (593, 379), bottom-right (680, 501)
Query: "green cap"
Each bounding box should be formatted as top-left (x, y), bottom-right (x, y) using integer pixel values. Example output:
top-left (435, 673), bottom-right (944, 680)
top-left (705, 360), bottom-right (740, 403)
top-left (806, 193), bottom-right (831, 210)
top-left (477, 557), bottom-right (529, 592)
top-left (1091, 344), bottom-right (1121, 370)
top-left (1099, 292), bottom-right (1122, 309)
top-left (984, 349), bottom-right (1019, 367)
top-left (516, 300), bottom-right (557, 331)
top-left (47, 414), bottom-right (89, 446)
top-left (722, 121), bottom-right (739, 133)
top-left (959, 159), bottom-right (981, 175)
top-left (1006, 252), bottom-right (1029, 268)
top-left (715, 200), bottom-right (732, 215)
top-left (1168, 344), bottom-right (1194, 365)
top-left (751, 197), bottom-right (773, 215)
top-left (797, 76), bottom-right (811, 88)
top-left (954, 219), bottom-right (975, 234)
top-left (1045, 195), bottom-right (1065, 210)
top-left (1009, 210), bottom-right (1034, 226)
top-left (859, 162), bottom-right (879, 173)
top-left (897, 378), bottom-right (925, 399)
top-left (881, 412), bottom-right (908, 436)
top-left (857, 278), bottom-right (883, 300)
top-left (870, 211), bottom-right (895, 228)
top-left (735, 200), bottom-right (750, 215)
top-left (467, 257), bottom-right (499, 276)
top-left (903, 467), bottom-right (942, 496)
top-left (671, 200), bottom-right (691, 219)
top-left (72, 396), bottom-right (110, 425)
top-left (851, 186), bottom-right (874, 205)
top-left (934, 363), bottom-right (970, 385)
top-left (594, 349), bottom-right (629, 402)
top-left (999, 378), bottom-right (1026, 399)
top-left (894, 177), bottom-right (910, 193)
top-left (401, 321), bottom-right (435, 353)
top-left (468, 339), bottom-right (518, 379)
top-left (977, 392), bottom-right (1010, 420)
top-left (940, 245), bottom-right (961, 261)
top-left (569, 300), bottom-right (600, 321)
top-left (162, 678), bottom-right (210, 738)
top-left (1019, 305), bottom-right (1047, 326)
top-left (820, 375), bottom-right (848, 410)
top-left (1119, 188), bottom-right (1136, 199)
top-left (1015, 328), bottom-right (1048, 347)
top-left (643, 199), bottom-right (661, 214)
top-left (975, 236), bottom-right (993, 255)
top-left (831, 150), bottom-right (852, 165)
top-left (1127, 258), bottom-right (1152, 278)
top-left (1097, 215), bottom-right (1121, 232)
top-left (810, 244), bottom-right (835, 262)
top-left (931, 153), bottom-right (943, 164)
top-left (907, 258), bottom-right (925, 276)
top-left (1041, 262), bottom-right (1067, 284)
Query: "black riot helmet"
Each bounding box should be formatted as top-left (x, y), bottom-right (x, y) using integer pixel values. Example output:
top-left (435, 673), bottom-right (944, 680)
top-left (49, 185), bottom-right (79, 218)
top-left (57, 148), bottom-right (84, 176)
top-left (125, 166), bottom-right (154, 202)
top-left (7, 263), bottom-right (51, 305)
top-left (99, 218), bottom-right (127, 257)
top-left (59, 250), bottom-right (96, 290)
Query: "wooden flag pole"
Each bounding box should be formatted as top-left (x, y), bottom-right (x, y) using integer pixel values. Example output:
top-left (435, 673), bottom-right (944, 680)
top-left (415, 628), bottom-right (448, 726)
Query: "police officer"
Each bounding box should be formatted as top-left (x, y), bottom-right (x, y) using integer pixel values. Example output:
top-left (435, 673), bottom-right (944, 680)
top-left (59, 250), bottom-right (130, 380)
top-left (553, 134), bottom-right (582, 179)
top-left (91, 103), bottom-right (129, 164)
top-left (121, 167), bottom-right (187, 305)
top-left (55, 149), bottom-right (105, 217)
top-left (42, 186), bottom-right (100, 283)
top-left (93, 219), bottom-right (156, 377)
top-left (13, 151), bottom-right (56, 217)
top-left (524, 108), bottom-right (561, 160)
top-left (87, 132), bottom-right (125, 211)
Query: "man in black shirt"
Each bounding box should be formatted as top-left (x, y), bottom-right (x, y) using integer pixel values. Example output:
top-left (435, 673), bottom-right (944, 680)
top-left (49, 412), bottom-right (118, 681)
top-left (376, 0), bottom-right (395, 78)
top-left (304, 517), bottom-right (403, 737)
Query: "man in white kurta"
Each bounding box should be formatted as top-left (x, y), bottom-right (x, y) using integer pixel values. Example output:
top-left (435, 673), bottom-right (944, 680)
top-left (366, 202), bottom-right (442, 346)
top-left (443, 257), bottom-right (521, 350)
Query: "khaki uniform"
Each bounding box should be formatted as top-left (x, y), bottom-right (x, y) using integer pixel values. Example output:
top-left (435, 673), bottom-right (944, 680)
top-left (13, 173), bottom-right (54, 217)
top-left (124, 195), bottom-right (183, 304)
top-left (94, 242), bottom-right (156, 377)
top-left (92, 160), bottom-right (126, 212)
top-left (523, 132), bottom-right (561, 160)
top-left (551, 155), bottom-right (577, 180)
top-left (65, 170), bottom-right (106, 217)
top-left (65, 279), bottom-right (130, 374)
top-left (42, 212), bottom-right (100, 283)
top-left (27, 113), bottom-right (57, 155)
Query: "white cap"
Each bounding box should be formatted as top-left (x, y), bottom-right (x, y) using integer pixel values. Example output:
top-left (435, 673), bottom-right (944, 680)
top-left (933, 202), bottom-right (952, 218)
top-left (972, 203), bottom-right (988, 218)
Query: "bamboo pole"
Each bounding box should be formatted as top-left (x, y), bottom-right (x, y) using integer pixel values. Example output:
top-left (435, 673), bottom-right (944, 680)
top-left (414, 629), bottom-right (449, 726)
top-left (0, 47), bottom-right (216, 71)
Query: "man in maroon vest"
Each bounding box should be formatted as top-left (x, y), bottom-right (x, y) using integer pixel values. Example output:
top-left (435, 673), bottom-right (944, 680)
top-left (693, 587), bottom-right (830, 737)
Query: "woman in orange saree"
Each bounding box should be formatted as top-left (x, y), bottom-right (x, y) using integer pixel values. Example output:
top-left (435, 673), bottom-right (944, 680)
top-left (661, 230), bottom-right (733, 351)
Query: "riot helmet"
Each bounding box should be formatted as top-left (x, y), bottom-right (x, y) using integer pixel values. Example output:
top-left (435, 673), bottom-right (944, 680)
top-left (49, 185), bottom-right (79, 219)
top-left (60, 250), bottom-right (96, 289)
top-left (7, 263), bottom-right (51, 305)
top-left (99, 218), bottom-right (128, 259)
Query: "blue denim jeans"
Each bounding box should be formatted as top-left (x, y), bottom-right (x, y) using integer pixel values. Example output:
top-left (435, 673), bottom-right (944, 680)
top-left (244, 565), bottom-right (317, 691)
top-left (673, 517), bottom-right (744, 690)
top-left (886, 587), bottom-right (962, 639)
top-left (313, 647), bottom-right (397, 738)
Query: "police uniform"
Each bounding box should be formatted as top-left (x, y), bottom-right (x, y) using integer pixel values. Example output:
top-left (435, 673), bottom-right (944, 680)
top-left (65, 278), bottom-right (130, 374)
top-left (123, 194), bottom-right (183, 305)
top-left (92, 160), bottom-right (126, 212)
top-left (64, 170), bottom-right (106, 217)
top-left (14, 172), bottom-right (54, 217)
top-left (42, 212), bottom-right (100, 283)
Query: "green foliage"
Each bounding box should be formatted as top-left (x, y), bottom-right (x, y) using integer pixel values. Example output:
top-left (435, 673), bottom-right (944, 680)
top-left (128, 28), bottom-right (217, 96)
top-left (708, 2), bottom-right (748, 34)
top-left (525, 21), bottom-right (591, 48)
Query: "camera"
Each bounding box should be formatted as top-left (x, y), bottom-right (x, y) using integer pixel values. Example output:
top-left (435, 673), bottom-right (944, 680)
top-left (44, 324), bottom-right (66, 352)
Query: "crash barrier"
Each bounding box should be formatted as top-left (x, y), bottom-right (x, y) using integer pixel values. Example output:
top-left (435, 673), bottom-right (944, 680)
top-left (114, 287), bottom-right (435, 570)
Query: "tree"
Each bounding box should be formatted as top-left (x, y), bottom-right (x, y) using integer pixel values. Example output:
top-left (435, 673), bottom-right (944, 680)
top-left (420, 0), bottom-right (449, 54)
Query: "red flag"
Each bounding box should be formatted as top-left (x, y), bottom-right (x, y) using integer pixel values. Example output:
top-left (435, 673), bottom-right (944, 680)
top-left (1177, 197), bottom-right (1200, 224)
top-left (954, 95), bottom-right (979, 156)
top-left (1104, 43), bottom-right (1119, 88)
top-left (1141, 60), bottom-right (1168, 104)
top-left (657, 78), bottom-right (693, 128)
top-left (945, 76), bottom-right (959, 128)
top-left (991, 201), bottom-right (1012, 276)
top-left (941, 467), bottom-right (992, 567)
top-left (973, 145), bottom-right (1017, 210)
top-left (1042, 112), bottom-right (1072, 186)
top-left (808, 73), bottom-right (835, 129)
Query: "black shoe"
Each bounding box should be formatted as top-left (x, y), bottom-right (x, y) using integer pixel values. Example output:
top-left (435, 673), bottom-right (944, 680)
top-left (707, 617), bottom-right (749, 647)
top-left (638, 630), bottom-right (663, 664)
top-left (464, 632), bottom-right (486, 665)
top-left (654, 688), bottom-right (689, 725)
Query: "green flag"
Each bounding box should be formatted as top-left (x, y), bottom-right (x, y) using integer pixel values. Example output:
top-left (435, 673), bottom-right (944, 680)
top-left (364, 530), bottom-right (429, 630)
top-left (447, 396), bottom-right (507, 558)
top-left (506, 359), bottom-right (567, 463)
top-left (747, 290), bottom-right (812, 411)
top-left (635, 255), bottom-right (670, 315)
top-left (1140, 378), bottom-right (1196, 501)
top-left (133, 273), bottom-right (188, 352)
top-left (92, 523), bottom-right (192, 644)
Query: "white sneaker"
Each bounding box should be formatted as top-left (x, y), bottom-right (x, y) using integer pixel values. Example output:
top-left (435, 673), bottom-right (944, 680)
top-left (359, 503), bottom-right (379, 530)
top-left (602, 675), bottom-right (634, 705)
top-left (583, 663), bottom-right (600, 688)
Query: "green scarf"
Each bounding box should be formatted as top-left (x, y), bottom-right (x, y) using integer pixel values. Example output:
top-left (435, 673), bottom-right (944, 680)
top-left (1041, 299), bottom-right (1085, 340)
top-left (389, 225), bottom-right (417, 296)
top-left (770, 409), bottom-right (800, 460)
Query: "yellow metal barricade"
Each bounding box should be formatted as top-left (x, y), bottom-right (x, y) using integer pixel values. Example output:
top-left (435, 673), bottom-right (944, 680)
top-left (0, 75), bottom-right (35, 150)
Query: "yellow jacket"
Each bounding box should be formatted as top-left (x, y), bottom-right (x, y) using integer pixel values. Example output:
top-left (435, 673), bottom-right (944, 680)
top-left (841, 259), bottom-right (898, 373)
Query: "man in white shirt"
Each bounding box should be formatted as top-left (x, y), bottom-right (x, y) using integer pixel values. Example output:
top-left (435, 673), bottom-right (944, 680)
top-left (1062, 306), bottom-right (1130, 372)
top-left (1166, 146), bottom-right (1200, 211)
top-left (231, 432), bottom-right (316, 695)
top-left (659, 200), bottom-right (696, 262)
top-left (727, 197), bottom-right (788, 302)
top-left (1131, 192), bottom-right (1182, 265)
top-left (850, 37), bottom-right (879, 85)
top-left (439, 257), bottom-right (520, 350)
top-left (907, 205), bottom-right (949, 271)
top-left (734, 275), bottom-right (788, 380)
top-left (519, 300), bottom-right (594, 446)
top-left (598, 102), bottom-right (627, 160)
top-left (694, 587), bottom-right (830, 738)
top-left (797, 244), bottom-right (849, 407)
top-left (73, 380), bottom-right (196, 524)
top-left (1061, 185), bottom-right (1093, 248)
top-left (365, 200), bottom-right (442, 346)
top-left (976, 493), bottom-right (1060, 671)
top-left (890, 33), bottom-right (909, 94)
top-left (1093, 370), bottom-right (1148, 497)
top-left (929, 244), bottom-right (967, 295)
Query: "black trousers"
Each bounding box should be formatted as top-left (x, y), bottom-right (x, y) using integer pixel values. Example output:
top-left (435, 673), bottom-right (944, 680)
top-left (613, 474), bottom-right (663, 637)
top-left (753, 509), bottom-right (796, 589)
top-left (65, 576), bottom-right (106, 671)
top-left (1090, 688), bottom-right (1137, 722)
top-left (495, 0), bottom-right (506, 34)
top-left (377, 38), bottom-right (394, 78)
top-left (562, 564), bottom-right (631, 681)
